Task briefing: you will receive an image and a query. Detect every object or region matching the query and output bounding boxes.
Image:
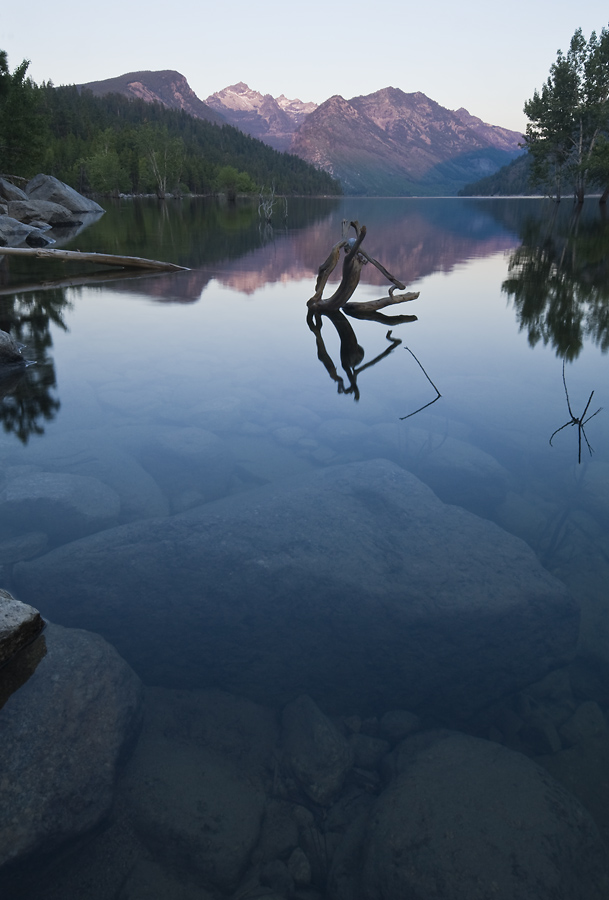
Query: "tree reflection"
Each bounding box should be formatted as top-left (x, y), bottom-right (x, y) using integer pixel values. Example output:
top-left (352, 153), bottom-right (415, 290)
top-left (502, 208), bottom-right (609, 359)
top-left (0, 288), bottom-right (65, 443)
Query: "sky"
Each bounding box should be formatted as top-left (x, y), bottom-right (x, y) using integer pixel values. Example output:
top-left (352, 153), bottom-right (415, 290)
top-left (2, 1), bottom-right (608, 134)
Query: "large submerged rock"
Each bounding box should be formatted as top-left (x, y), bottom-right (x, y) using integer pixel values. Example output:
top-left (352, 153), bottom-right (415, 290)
top-left (0, 622), bottom-right (143, 869)
top-left (329, 730), bottom-right (609, 900)
top-left (0, 471), bottom-right (121, 545)
top-left (13, 459), bottom-right (579, 720)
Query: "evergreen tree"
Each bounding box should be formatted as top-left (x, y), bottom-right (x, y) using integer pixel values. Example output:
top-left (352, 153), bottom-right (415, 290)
top-left (0, 51), bottom-right (47, 175)
top-left (524, 26), bottom-right (609, 203)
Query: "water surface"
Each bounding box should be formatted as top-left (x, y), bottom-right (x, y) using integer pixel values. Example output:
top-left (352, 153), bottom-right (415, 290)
top-left (1, 196), bottom-right (608, 896)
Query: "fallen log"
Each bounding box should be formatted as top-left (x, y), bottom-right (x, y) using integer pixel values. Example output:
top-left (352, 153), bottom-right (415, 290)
top-left (0, 246), bottom-right (189, 272)
top-left (307, 221), bottom-right (417, 313)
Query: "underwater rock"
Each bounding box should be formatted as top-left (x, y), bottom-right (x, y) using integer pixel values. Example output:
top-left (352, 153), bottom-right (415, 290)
top-left (379, 709), bottom-right (421, 743)
top-left (122, 734), bottom-right (266, 893)
top-left (0, 622), bottom-right (143, 869)
top-left (13, 459), bottom-right (579, 722)
top-left (136, 425), bottom-right (235, 510)
top-left (118, 859), bottom-right (217, 900)
top-left (281, 694), bottom-right (354, 805)
top-left (0, 588), bottom-right (44, 666)
top-left (559, 701), bottom-right (609, 747)
top-left (0, 531), bottom-right (48, 566)
top-left (0, 471), bottom-right (120, 545)
top-left (367, 422), bottom-right (510, 515)
top-left (348, 733), bottom-right (391, 770)
top-left (0, 430), bottom-right (170, 524)
top-left (331, 730), bottom-right (609, 900)
top-left (251, 798), bottom-right (301, 865)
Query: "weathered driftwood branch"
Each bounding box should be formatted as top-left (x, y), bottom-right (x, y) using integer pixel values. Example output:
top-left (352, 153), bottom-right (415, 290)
top-left (343, 292), bottom-right (419, 313)
top-left (0, 247), bottom-right (189, 272)
top-left (307, 221), bottom-right (417, 313)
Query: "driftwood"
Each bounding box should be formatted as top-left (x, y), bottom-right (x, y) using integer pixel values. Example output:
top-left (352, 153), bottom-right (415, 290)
top-left (307, 221), bottom-right (419, 313)
top-left (0, 247), bottom-right (189, 272)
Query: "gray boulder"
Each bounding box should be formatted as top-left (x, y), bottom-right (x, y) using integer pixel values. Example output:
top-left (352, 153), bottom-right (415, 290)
top-left (136, 425), bottom-right (235, 510)
top-left (0, 588), bottom-right (44, 666)
top-left (0, 472), bottom-right (120, 544)
top-left (336, 730), bottom-right (609, 900)
top-left (13, 460), bottom-right (578, 721)
top-left (0, 329), bottom-right (26, 367)
top-left (281, 694), bottom-right (354, 805)
top-left (25, 174), bottom-right (104, 213)
top-left (348, 733), bottom-right (390, 770)
top-left (7, 199), bottom-right (80, 227)
top-left (122, 735), bottom-right (266, 893)
top-left (1, 430), bottom-right (170, 524)
top-left (0, 214), bottom-right (49, 248)
top-left (559, 701), bottom-right (608, 747)
top-left (0, 532), bottom-right (48, 566)
top-left (0, 622), bottom-right (143, 868)
top-left (367, 422), bottom-right (509, 515)
top-left (0, 178), bottom-right (28, 202)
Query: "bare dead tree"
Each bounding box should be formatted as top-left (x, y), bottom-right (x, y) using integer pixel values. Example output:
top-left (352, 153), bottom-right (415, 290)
top-left (258, 183), bottom-right (276, 224)
top-left (307, 220), bottom-right (419, 313)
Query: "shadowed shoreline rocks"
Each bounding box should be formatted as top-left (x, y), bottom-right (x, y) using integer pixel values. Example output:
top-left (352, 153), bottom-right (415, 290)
top-left (0, 175), bottom-right (104, 248)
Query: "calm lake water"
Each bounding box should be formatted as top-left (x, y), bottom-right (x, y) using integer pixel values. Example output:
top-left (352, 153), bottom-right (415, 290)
top-left (1, 196), bottom-right (608, 896)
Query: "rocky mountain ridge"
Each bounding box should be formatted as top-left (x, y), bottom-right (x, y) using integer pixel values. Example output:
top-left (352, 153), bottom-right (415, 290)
top-left (204, 82), bottom-right (317, 151)
top-left (78, 70), bottom-right (523, 195)
top-left (290, 88), bottom-right (523, 195)
top-left (79, 70), bottom-right (225, 126)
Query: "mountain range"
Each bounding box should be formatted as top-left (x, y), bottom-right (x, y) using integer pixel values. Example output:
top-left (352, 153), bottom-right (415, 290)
top-left (79, 71), bottom-right (523, 196)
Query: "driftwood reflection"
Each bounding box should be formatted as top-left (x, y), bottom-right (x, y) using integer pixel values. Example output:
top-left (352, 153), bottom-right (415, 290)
top-left (307, 220), bottom-right (425, 401)
top-left (549, 359), bottom-right (602, 464)
top-left (307, 309), bottom-right (411, 401)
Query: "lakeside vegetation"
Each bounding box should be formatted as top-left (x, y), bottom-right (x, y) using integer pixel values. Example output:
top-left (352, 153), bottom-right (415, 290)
top-left (0, 51), bottom-right (341, 198)
top-left (463, 24), bottom-right (609, 201)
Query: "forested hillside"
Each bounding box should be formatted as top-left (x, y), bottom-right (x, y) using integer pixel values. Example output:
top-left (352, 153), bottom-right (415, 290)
top-left (458, 154), bottom-right (534, 196)
top-left (0, 53), bottom-right (341, 197)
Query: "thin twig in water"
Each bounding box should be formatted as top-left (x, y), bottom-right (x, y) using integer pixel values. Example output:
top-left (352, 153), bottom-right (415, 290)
top-left (549, 359), bottom-right (602, 464)
top-left (400, 347), bottom-right (442, 420)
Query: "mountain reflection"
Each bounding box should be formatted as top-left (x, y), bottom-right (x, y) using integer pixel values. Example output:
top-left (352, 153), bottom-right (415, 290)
top-left (0, 198), bottom-right (523, 304)
top-left (500, 204), bottom-right (609, 359)
top-left (99, 198), bottom-right (522, 303)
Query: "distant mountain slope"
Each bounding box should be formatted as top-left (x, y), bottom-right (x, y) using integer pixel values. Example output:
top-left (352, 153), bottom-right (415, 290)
top-left (79, 70), bottom-right (226, 125)
top-left (290, 88), bottom-right (524, 196)
top-left (458, 154), bottom-right (535, 196)
top-left (205, 82), bottom-right (317, 152)
top-left (77, 70), bottom-right (524, 196)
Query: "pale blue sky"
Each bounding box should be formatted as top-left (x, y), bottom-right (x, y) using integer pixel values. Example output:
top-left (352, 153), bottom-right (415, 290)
top-left (2, 1), bottom-right (608, 134)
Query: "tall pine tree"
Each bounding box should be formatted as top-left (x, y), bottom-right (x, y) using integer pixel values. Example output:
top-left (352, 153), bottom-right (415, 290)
top-left (524, 26), bottom-right (609, 203)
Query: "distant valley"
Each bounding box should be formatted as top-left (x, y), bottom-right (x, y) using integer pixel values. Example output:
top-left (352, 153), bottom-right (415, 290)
top-left (79, 71), bottom-right (524, 196)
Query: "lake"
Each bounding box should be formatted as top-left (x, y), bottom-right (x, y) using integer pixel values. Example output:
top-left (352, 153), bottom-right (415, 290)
top-left (1, 196), bottom-right (609, 898)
